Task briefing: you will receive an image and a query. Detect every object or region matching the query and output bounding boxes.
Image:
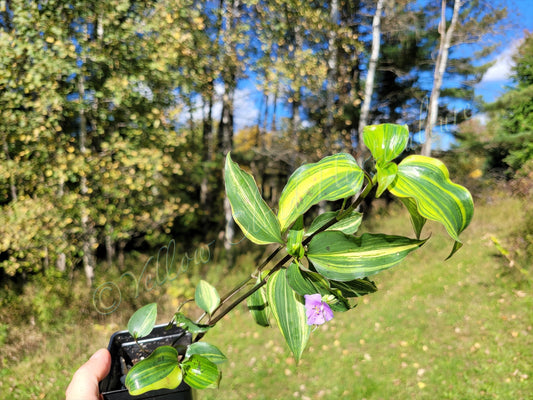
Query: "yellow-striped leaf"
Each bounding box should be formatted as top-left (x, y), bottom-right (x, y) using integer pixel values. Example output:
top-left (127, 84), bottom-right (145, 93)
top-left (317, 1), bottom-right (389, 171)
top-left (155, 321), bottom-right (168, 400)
top-left (307, 231), bottom-right (426, 281)
top-left (389, 155), bottom-right (474, 257)
top-left (307, 210), bottom-right (363, 235)
top-left (125, 346), bottom-right (181, 396)
top-left (195, 280), bottom-right (220, 315)
top-left (398, 197), bottom-right (426, 239)
top-left (185, 342), bottom-right (227, 365)
top-left (376, 161), bottom-right (398, 198)
top-left (287, 215), bottom-right (305, 259)
top-left (247, 276), bottom-right (270, 327)
top-left (225, 153), bottom-right (283, 245)
top-left (277, 153), bottom-right (364, 232)
top-left (286, 262), bottom-right (351, 312)
top-left (182, 354), bottom-right (220, 389)
top-left (363, 123), bottom-right (409, 165)
top-left (266, 269), bottom-right (310, 361)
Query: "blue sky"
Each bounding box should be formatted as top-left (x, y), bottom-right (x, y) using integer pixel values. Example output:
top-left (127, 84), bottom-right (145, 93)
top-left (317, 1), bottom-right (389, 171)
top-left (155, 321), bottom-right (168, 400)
top-left (199, 1), bottom-right (533, 138)
top-left (476, 0), bottom-right (533, 102)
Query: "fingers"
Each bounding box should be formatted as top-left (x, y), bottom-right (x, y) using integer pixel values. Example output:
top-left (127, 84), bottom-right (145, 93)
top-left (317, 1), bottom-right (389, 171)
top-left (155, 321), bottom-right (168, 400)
top-left (66, 348), bottom-right (111, 400)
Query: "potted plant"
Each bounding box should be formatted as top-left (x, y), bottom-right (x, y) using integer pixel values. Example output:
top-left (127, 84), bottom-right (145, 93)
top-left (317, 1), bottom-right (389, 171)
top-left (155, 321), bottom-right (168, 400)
top-left (99, 323), bottom-right (194, 399)
top-left (100, 124), bottom-right (474, 397)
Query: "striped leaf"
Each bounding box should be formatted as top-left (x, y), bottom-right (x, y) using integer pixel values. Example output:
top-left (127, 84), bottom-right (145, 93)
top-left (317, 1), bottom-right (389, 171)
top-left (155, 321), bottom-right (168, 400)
top-left (247, 277), bottom-right (270, 327)
top-left (363, 123), bottom-right (409, 165)
top-left (266, 269), bottom-right (310, 361)
top-left (127, 303), bottom-right (157, 340)
top-left (182, 354), bottom-right (220, 389)
top-left (307, 231), bottom-right (426, 281)
top-left (389, 155), bottom-right (474, 256)
top-left (195, 280), bottom-right (220, 315)
top-left (399, 197), bottom-right (426, 239)
top-left (225, 153), bottom-right (283, 245)
top-left (277, 153), bottom-right (364, 232)
top-left (185, 342), bottom-right (227, 365)
top-left (125, 346), bottom-right (181, 396)
top-left (286, 262), bottom-right (351, 312)
top-left (375, 161), bottom-right (398, 198)
top-left (307, 210), bottom-right (363, 235)
top-left (286, 215), bottom-right (305, 259)
top-left (330, 277), bottom-right (378, 298)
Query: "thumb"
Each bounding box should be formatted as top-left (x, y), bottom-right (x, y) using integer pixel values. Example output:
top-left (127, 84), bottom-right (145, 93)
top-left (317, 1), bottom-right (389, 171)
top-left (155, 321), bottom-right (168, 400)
top-left (66, 348), bottom-right (111, 400)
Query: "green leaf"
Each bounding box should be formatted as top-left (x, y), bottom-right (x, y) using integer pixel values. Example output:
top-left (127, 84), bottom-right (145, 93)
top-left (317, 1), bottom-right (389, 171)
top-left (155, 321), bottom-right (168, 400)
top-left (363, 123), bottom-right (409, 165)
top-left (185, 342), bottom-right (227, 365)
top-left (125, 346), bottom-right (181, 396)
top-left (128, 303), bottom-right (157, 340)
top-left (286, 263), bottom-right (351, 312)
top-left (308, 210), bottom-right (363, 235)
top-left (399, 197), bottom-right (427, 239)
top-left (195, 280), bottom-right (220, 315)
top-left (307, 231), bottom-right (426, 281)
top-left (277, 153), bottom-right (364, 232)
top-left (286, 262), bottom-right (317, 296)
top-left (389, 155), bottom-right (474, 257)
top-left (376, 162), bottom-right (398, 198)
top-left (266, 269), bottom-right (310, 361)
top-left (330, 277), bottom-right (378, 298)
top-left (174, 313), bottom-right (211, 334)
top-left (182, 354), bottom-right (220, 389)
top-left (247, 278), bottom-right (270, 327)
top-left (287, 215), bottom-right (305, 259)
top-left (224, 153), bottom-right (283, 245)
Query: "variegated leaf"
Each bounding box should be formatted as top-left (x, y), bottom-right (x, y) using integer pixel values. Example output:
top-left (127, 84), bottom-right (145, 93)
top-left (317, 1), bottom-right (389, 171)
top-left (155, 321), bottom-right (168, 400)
top-left (125, 346), bottom-right (181, 396)
top-left (182, 354), bottom-right (220, 389)
top-left (277, 153), bottom-right (364, 232)
top-left (363, 123), bottom-right (409, 165)
top-left (389, 155), bottom-right (474, 257)
top-left (266, 269), bottom-right (310, 361)
top-left (307, 231), bottom-right (426, 281)
top-left (225, 153), bottom-right (283, 245)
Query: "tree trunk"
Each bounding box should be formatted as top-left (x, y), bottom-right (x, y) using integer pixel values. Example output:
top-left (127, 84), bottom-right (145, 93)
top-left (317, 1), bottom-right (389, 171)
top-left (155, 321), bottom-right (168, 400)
top-left (325, 0), bottom-right (340, 149)
top-left (218, 0), bottom-right (238, 261)
top-left (78, 72), bottom-right (95, 286)
top-left (421, 0), bottom-right (461, 157)
top-left (200, 90), bottom-right (214, 207)
top-left (357, 0), bottom-right (385, 165)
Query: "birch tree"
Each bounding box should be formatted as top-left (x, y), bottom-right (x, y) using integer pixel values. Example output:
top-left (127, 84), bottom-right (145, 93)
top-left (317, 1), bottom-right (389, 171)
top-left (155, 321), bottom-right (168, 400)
top-left (421, 0), bottom-right (461, 157)
top-left (357, 0), bottom-right (385, 164)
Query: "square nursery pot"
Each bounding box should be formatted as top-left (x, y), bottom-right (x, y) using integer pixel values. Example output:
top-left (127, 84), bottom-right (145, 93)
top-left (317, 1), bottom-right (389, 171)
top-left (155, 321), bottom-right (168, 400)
top-left (99, 324), bottom-right (194, 400)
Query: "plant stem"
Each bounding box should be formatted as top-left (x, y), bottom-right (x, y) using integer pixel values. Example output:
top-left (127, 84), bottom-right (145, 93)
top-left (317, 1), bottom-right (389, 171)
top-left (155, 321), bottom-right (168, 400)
top-left (195, 176), bottom-right (374, 342)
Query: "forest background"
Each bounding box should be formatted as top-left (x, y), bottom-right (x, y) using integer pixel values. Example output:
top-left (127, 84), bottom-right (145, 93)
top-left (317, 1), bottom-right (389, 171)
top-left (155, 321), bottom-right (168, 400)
top-left (1, 0), bottom-right (532, 398)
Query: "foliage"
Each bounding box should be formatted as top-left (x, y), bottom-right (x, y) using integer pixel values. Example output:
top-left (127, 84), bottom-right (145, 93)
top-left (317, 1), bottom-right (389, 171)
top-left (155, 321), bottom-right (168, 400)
top-left (123, 124), bottom-right (473, 396)
top-left (0, 0), bottom-right (199, 279)
top-left (483, 32), bottom-right (533, 174)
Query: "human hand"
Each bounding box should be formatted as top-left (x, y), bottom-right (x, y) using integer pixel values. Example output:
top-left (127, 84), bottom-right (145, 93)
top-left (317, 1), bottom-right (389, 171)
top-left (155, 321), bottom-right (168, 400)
top-left (66, 348), bottom-right (111, 400)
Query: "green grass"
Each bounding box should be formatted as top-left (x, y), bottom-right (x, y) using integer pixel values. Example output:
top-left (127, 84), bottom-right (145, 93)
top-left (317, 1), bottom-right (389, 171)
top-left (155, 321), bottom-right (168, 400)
top-left (1, 195), bottom-right (532, 399)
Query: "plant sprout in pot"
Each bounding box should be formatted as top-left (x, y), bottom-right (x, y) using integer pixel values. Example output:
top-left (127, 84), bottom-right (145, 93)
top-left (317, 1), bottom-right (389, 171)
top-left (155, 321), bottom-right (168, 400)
top-left (104, 124), bottom-right (474, 397)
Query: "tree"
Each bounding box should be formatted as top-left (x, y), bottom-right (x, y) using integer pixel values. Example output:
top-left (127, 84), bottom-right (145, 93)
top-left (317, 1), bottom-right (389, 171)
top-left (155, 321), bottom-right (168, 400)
top-left (357, 0), bottom-right (385, 164)
top-left (0, 0), bottom-right (198, 281)
top-left (421, 0), bottom-right (507, 156)
top-left (483, 31), bottom-right (533, 174)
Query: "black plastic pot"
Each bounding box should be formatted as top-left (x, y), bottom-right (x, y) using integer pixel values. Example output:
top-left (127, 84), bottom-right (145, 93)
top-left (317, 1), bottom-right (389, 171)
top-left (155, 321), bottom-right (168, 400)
top-left (99, 324), bottom-right (194, 400)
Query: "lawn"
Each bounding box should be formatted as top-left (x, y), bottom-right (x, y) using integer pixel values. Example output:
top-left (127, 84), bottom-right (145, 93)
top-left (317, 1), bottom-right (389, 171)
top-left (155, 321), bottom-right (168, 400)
top-left (1, 194), bottom-right (531, 399)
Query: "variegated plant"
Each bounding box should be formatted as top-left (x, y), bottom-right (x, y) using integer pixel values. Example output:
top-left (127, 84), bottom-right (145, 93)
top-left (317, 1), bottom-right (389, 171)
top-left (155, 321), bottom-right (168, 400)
top-left (123, 123), bottom-right (474, 395)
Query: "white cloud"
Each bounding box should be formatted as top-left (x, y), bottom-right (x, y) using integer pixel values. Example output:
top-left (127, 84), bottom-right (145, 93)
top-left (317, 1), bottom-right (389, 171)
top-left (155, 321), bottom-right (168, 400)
top-left (481, 38), bottom-right (523, 83)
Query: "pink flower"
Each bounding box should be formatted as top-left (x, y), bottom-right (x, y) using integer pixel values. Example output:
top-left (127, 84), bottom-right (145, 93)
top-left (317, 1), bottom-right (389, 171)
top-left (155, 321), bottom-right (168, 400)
top-left (304, 294), bottom-right (334, 326)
